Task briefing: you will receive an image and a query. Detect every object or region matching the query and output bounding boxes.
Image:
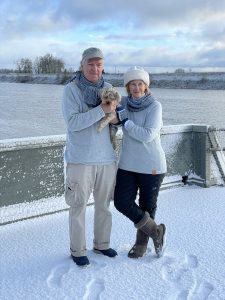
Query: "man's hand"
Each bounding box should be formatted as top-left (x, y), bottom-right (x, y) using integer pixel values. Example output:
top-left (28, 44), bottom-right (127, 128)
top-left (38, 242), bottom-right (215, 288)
top-left (109, 115), bottom-right (119, 124)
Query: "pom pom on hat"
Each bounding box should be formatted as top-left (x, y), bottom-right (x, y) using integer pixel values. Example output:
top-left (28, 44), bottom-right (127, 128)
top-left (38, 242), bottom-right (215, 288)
top-left (124, 66), bottom-right (150, 86)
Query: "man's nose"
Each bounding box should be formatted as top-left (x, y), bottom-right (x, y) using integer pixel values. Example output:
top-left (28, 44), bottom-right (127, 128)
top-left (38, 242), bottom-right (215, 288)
top-left (91, 65), bottom-right (98, 71)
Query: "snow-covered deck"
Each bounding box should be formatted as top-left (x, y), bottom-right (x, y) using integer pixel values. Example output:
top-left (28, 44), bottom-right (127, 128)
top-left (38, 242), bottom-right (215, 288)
top-left (1, 185), bottom-right (225, 300)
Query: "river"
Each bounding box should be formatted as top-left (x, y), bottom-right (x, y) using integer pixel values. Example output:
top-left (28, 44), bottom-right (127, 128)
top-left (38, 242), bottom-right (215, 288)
top-left (0, 82), bottom-right (225, 140)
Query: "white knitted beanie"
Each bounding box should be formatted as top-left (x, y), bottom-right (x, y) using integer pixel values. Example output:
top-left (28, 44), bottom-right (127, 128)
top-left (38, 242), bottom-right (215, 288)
top-left (124, 66), bottom-right (150, 86)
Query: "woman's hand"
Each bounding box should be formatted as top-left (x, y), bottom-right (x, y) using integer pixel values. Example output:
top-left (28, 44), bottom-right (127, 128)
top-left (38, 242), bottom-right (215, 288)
top-left (116, 105), bottom-right (128, 125)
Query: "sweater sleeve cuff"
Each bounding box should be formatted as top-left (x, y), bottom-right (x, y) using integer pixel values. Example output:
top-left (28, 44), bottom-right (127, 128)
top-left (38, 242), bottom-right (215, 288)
top-left (124, 120), bottom-right (134, 130)
top-left (96, 105), bottom-right (106, 118)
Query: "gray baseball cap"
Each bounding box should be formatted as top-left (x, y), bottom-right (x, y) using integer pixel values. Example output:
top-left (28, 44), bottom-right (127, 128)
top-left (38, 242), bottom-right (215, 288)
top-left (82, 47), bottom-right (104, 61)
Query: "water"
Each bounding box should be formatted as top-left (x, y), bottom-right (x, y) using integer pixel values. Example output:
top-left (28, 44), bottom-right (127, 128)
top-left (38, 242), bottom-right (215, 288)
top-left (0, 82), bottom-right (225, 140)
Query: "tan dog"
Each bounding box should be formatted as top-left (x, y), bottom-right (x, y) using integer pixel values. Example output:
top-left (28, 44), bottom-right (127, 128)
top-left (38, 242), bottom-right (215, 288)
top-left (97, 87), bottom-right (121, 149)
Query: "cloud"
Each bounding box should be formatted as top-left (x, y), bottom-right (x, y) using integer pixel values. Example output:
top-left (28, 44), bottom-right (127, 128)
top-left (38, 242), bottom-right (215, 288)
top-left (197, 46), bottom-right (225, 67)
top-left (1, 0), bottom-right (225, 71)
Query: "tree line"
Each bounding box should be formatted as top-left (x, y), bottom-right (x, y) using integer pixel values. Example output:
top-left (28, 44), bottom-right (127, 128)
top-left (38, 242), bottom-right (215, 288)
top-left (0, 53), bottom-right (74, 74)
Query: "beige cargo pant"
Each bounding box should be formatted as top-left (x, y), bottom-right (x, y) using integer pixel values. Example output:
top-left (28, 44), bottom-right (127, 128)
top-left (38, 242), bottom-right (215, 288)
top-left (65, 163), bottom-right (117, 257)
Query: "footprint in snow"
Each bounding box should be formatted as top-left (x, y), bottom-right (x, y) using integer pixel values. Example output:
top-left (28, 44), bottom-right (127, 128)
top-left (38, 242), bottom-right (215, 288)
top-left (83, 278), bottom-right (105, 300)
top-left (89, 259), bottom-right (107, 271)
top-left (82, 259), bottom-right (106, 300)
top-left (189, 280), bottom-right (214, 300)
top-left (182, 254), bottom-right (198, 270)
top-left (161, 254), bottom-right (198, 281)
top-left (161, 254), bottom-right (214, 300)
top-left (47, 261), bottom-right (71, 289)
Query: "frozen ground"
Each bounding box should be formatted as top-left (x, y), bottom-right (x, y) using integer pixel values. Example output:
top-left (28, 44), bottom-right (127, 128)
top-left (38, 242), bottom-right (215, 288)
top-left (1, 72), bottom-right (225, 89)
top-left (1, 185), bottom-right (225, 300)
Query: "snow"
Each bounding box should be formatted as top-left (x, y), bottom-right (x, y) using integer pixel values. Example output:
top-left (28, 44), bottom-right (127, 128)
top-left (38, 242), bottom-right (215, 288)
top-left (1, 72), bottom-right (225, 89)
top-left (0, 135), bottom-right (65, 151)
top-left (1, 185), bottom-right (225, 299)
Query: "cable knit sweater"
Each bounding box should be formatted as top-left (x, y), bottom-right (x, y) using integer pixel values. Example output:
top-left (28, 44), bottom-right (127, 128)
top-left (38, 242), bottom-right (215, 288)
top-left (62, 81), bottom-right (116, 165)
top-left (118, 95), bottom-right (167, 174)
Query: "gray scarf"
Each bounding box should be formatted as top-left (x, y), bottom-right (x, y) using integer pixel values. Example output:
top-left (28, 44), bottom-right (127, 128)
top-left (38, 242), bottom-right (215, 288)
top-left (71, 71), bottom-right (104, 107)
top-left (127, 93), bottom-right (155, 112)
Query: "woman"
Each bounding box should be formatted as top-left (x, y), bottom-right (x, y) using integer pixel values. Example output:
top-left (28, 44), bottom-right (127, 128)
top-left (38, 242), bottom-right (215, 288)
top-left (114, 66), bottom-right (167, 259)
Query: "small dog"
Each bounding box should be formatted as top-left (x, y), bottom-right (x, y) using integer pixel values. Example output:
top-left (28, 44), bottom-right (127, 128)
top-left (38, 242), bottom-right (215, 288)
top-left (97, 87), bottom-right (121, 149)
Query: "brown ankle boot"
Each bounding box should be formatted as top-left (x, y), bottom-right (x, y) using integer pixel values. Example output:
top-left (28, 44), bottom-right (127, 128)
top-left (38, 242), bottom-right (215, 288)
top-left (153, 224), bottom-right (166, 257)
top-left (128, 229), bottom-right (149, 258)
top-left (135, 212), bottom-right (166, 257)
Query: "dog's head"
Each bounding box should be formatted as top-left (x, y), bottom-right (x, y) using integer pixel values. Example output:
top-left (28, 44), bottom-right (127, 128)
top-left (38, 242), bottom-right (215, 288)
top-left (100, 87), bottom-right (121, 105)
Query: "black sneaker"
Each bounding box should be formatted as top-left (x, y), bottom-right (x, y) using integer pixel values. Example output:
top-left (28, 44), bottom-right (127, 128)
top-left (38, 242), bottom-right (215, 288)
top-left (71, 255), bottom-right (90, 267)
top-left (153, 224), bottom-right (166, 258)
top-left (93, 248), bottom-right (118, 257)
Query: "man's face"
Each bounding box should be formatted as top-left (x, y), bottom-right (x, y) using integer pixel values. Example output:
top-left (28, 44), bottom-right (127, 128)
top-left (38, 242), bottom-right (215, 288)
top-left (81, 58), bottom-right (104, 82)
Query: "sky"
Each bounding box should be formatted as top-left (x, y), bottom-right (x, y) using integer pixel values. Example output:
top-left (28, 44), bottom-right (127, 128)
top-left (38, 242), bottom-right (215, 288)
top-left (0, 0), bottom-right (225, 73)
top-left (1, 185), bottom-right (225, 299)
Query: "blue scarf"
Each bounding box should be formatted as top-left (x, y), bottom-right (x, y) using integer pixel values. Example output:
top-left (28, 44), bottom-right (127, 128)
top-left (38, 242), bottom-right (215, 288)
top-left (127, 93), bottom-right (155, 112)
top-left (70, 71), bottom-right (104, 107)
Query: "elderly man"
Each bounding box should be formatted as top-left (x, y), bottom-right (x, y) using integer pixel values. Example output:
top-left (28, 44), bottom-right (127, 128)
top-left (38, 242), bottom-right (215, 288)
top-left (62, 47), bottom-right (118, 267)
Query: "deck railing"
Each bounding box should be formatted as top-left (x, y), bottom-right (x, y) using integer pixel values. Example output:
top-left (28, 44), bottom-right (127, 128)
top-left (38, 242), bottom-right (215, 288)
top-left (1, 124), bottom-right (225, 214)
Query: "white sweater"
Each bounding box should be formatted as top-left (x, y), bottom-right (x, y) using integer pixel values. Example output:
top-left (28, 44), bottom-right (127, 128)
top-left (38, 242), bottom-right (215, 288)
top-left (118, 96), bottom-right (167, 174)
top-left (62, 81), bottom-right (116, 165)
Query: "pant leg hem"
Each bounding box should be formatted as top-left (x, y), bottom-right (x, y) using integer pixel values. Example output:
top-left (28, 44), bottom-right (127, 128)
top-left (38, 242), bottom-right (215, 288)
top-left (93, 242), bottom-right (110, 250)
top-left (70, 249), bottom-right (87, 257)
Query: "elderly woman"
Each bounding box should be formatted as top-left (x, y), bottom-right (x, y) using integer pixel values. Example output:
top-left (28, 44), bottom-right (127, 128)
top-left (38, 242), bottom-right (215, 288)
top-left (114, 66), bottom-right (167, 259)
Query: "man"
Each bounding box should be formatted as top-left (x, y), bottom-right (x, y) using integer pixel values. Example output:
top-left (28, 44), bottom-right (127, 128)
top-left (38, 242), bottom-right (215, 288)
top-left (62, 47), bottom-right (118, 267)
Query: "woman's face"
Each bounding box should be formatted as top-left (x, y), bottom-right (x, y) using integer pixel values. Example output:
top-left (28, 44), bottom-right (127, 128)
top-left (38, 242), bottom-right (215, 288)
top-left (128, 80), bottom-right (147, 99)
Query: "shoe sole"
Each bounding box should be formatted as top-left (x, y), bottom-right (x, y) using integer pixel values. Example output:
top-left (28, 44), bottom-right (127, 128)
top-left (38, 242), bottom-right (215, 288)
top-left (156, 224), bottom-right (167, 258)
top-left (71, 255), bottom-right (90, 267)
top-left (128, 247), bottom-right (152, 259)
top-left (93, 248), bottom-right (117, 257)
top-left (128, 252), bottom-right (147, 259)
top-left (128, 247), bottom-right (148, 259)
top-left (78, 264), bottom-right (91, 268)
top-left (93, 249), bottom-right (102, 255)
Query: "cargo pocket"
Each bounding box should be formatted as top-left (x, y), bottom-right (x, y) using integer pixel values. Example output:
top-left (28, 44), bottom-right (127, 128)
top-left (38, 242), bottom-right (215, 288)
top-left (65, 181), bottom-right (83, 207)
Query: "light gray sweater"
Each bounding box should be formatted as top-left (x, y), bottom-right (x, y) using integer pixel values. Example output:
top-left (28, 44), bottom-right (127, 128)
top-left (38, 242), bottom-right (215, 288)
top-left (62, 81), bottom-right (116, 165)
top-left (118, 96), bottom-right (167, 174)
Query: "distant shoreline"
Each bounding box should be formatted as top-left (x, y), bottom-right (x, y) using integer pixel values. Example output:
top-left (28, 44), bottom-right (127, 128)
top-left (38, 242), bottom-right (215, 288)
top-left (1, 72), bottom-right (225, 90)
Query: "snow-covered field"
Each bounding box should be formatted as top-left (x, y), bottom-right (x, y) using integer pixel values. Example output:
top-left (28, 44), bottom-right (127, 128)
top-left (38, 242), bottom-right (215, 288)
top-left (1, 72), bottom-right (225, 89)
top-left (1, 185), bottom-right (225, 300)
top-left (103, 72), bottom-right (225, 89)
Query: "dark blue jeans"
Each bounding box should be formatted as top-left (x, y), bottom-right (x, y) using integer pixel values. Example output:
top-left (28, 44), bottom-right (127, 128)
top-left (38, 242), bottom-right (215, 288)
top-left (114, 169), bottom-right (165, 224)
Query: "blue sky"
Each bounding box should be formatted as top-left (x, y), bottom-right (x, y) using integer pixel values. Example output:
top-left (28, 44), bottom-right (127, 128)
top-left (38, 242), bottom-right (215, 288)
top-left (1, 0), bottom-right (225, 73)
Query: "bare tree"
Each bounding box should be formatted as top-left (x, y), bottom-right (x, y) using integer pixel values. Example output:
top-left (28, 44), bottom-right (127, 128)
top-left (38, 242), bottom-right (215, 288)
top-left (14, 54), bottom-right (65, 74)
top-left (34, 53), bottom-right (65, 74)
top-left (15, 58), bottom-right (33, 73)
top-left (33, 57), bottom-right (41, 74)
top-left (174, 68), bottom-right (185, 74)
